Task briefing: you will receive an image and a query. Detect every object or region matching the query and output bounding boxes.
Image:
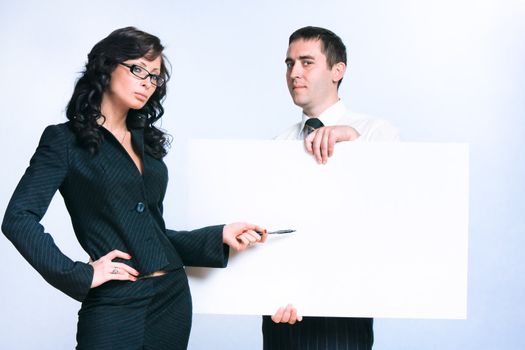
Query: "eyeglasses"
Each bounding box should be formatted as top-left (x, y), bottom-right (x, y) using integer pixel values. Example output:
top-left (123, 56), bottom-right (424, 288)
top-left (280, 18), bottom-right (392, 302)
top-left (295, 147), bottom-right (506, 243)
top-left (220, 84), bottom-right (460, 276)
top-left (119, 63), bottom-right (165, 87)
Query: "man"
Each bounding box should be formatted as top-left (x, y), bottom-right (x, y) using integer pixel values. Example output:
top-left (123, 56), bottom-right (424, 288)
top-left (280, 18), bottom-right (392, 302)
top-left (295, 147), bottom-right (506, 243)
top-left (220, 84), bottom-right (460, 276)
top-left (262, 26), bottom-right (399, 349)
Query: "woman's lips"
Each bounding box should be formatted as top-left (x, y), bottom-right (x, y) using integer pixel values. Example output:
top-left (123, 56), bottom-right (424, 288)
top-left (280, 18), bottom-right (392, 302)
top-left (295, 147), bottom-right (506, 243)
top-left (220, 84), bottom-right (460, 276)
top-left (135, 92), bottom-right (148, 101)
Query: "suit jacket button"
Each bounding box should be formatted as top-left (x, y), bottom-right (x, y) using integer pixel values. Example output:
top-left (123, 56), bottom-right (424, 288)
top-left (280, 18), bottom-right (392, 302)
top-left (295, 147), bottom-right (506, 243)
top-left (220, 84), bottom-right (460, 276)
top-left (136, 202), bottom-right (145, 213)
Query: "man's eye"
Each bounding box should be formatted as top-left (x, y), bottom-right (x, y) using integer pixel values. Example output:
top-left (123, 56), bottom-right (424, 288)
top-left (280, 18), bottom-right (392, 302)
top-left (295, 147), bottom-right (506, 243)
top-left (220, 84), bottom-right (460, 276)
top-left (303, 61), bottom-right (313, 66)
top-left (285, 62), bottom-right (293, 69)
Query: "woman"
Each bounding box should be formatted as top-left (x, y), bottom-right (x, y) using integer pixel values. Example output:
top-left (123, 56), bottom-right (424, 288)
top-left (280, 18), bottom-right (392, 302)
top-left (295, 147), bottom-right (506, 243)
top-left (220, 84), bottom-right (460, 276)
top-left (1, 27), bottom-right (266, 349)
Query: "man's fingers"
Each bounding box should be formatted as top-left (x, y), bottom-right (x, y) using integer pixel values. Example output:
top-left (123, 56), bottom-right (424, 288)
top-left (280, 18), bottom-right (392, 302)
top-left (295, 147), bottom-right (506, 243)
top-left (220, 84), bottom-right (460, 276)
top-left (288, 307), bottom-right (298, 325)
top-left (312, 130), bottom-right (324, 163)
top-left (305, 126), bottom-right (362, 164)
top-left (304, 138), bottom-right (313, 155)
top-left (271, 307), bottom-right (284, 323)
top-left (321, 129), bottom-right (331, 163)
top-left (271, 305), bottom-right (301, 324)
top-left (327, 128), bottom-right (337, 158)
top-left (281, 305), bottom-right (293, 323)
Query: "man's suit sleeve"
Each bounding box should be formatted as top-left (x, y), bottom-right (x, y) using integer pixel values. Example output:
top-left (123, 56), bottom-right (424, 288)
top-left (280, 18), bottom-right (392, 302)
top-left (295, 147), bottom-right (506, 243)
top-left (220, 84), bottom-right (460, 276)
top-left (166, 225), bottom-right (229, 268)
top-left (1, 125), bottom-right (93, 302)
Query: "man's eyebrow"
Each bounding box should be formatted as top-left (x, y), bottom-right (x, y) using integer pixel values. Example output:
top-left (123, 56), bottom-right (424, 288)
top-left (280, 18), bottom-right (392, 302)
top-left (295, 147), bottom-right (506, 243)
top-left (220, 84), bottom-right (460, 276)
top-left (285, 55), bottom-right (315, 63)
top-left (299, 55), bottom-right (315, 60)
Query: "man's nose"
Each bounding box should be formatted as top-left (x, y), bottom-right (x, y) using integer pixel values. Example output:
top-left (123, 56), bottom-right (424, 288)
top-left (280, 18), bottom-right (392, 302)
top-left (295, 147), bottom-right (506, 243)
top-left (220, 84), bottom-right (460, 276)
top-left (289, 62), bottom-right (302, 78)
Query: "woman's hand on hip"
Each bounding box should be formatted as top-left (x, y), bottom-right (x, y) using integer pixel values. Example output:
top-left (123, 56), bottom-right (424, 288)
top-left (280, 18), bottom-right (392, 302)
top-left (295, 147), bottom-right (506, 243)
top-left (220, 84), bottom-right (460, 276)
top-left (88, 249), bottom-right (140, 288)
top-left (223, 222), bottom-right (267, 251)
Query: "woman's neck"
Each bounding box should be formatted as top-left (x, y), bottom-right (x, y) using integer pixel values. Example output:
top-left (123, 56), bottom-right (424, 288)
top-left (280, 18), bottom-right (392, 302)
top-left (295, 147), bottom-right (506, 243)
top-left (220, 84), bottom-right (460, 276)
top-left (100, 96), bottom-right (129, 132)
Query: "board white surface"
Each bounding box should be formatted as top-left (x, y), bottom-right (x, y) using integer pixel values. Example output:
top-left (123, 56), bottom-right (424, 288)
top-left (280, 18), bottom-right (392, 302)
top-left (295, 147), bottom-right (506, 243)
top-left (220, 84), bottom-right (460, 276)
top-left (183, 140), bottom-right (468, 319)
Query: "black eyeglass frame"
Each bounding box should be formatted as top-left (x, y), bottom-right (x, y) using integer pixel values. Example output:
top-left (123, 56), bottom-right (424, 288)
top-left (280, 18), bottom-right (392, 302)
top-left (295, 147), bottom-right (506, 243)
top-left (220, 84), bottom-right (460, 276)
top-left (119, 63), bottom-right (165, 87)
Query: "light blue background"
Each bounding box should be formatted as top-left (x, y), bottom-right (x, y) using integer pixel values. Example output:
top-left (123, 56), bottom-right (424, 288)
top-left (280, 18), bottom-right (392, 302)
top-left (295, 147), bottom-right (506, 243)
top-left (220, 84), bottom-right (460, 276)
top-left (1, 0), bottom-right (523, 349)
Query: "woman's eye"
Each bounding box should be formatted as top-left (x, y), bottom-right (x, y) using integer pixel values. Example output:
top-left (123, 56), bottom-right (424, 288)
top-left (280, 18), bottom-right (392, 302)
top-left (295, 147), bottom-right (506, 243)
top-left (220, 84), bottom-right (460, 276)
top-left (132, 66), bottom-right (144, 74)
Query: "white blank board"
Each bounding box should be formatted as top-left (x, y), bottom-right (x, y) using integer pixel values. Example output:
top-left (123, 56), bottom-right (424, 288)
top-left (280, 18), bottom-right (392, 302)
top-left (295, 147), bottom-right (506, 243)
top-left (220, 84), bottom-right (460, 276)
top-left (182, 140), bottom-right (468, 319)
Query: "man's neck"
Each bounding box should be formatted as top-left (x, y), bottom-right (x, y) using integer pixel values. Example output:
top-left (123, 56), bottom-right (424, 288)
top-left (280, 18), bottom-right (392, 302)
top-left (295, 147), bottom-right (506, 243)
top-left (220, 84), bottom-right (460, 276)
top-left (302, 97), bottom-right (340, 117)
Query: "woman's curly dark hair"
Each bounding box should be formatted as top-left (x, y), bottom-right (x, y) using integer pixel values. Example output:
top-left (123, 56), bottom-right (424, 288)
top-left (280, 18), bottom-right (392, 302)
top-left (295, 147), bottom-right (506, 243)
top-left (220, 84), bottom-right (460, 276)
top-left (66, 26), bottom-right (171, 159)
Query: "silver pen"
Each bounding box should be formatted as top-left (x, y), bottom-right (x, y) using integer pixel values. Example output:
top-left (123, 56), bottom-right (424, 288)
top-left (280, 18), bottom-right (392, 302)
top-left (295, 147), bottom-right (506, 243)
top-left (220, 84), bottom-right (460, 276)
top-left (256, 229), bottom-right (296, 236)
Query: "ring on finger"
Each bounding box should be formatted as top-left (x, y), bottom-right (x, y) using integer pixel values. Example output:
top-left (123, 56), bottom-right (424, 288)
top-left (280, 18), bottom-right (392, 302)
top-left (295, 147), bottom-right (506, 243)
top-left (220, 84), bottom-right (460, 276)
top-left (111, 267), bottom-right (119, 275)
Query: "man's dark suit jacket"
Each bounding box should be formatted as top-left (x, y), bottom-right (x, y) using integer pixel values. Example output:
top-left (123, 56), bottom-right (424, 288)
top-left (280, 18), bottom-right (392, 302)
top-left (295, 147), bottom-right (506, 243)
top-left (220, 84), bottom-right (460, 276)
top-left (2, 122), bottom-right (228, 302)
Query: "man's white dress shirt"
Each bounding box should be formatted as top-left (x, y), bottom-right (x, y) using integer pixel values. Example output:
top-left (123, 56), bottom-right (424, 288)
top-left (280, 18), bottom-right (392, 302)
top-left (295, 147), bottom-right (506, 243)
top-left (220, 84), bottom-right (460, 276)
top-left (276, 100), bottom-right (399, 141)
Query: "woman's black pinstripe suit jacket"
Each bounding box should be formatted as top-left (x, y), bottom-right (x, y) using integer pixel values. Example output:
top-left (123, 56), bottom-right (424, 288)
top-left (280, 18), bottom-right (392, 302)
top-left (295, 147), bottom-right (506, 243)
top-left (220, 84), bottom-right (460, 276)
top-left (2, 122), bottom-right (228, 302)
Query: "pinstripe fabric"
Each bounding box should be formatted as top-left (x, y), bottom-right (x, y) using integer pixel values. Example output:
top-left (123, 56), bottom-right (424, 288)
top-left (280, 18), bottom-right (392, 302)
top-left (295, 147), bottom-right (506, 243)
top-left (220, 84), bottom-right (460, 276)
top-left (262, 316), bottom-right (373, 350)
top-left (77, 268), bottom-right (192, 350)
top-left (2, 122), bottom-right (230, 347)
top-left (2, 122), bottom-right (228, 301)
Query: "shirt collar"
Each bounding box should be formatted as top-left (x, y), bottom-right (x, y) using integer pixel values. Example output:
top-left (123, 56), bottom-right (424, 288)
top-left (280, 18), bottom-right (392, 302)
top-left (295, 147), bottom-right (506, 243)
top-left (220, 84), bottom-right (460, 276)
top-left (299, 100), bottom-right (347, 133)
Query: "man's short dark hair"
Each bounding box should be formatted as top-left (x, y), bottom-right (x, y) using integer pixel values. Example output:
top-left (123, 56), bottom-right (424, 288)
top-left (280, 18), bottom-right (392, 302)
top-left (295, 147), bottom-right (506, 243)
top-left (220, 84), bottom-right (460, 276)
top-left (289, 26), bottom-right (347, 68)
top-left (289, 26), bottom-right (347, 87)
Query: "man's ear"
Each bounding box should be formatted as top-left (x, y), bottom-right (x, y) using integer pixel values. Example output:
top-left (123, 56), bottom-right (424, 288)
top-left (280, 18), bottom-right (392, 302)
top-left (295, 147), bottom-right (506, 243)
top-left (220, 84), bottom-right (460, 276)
top-left (331, 62), bottom-right (346, 84)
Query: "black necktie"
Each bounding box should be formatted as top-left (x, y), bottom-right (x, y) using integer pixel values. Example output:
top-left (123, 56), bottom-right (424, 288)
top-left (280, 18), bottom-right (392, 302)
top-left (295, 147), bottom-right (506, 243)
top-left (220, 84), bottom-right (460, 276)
top-left (304, 118), bottom-right (324, 137)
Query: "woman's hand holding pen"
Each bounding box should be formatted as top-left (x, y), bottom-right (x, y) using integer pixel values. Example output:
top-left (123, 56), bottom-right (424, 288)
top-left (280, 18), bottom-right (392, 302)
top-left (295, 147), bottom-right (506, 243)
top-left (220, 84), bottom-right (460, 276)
top-left (89, 249), bottom-right (140, 288)
top-left (222, 222), bottom-right (268, 251)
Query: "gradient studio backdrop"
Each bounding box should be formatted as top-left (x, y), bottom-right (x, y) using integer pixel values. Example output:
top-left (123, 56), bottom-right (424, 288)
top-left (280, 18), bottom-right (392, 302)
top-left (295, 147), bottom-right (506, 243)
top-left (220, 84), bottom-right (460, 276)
top-left (1, 0), bottom-right (524, 349)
